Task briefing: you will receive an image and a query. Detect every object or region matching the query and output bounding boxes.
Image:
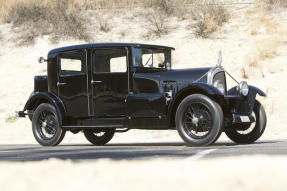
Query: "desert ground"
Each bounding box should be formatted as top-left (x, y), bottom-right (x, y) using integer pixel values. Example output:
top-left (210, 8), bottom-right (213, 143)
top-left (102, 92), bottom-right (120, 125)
top-left (0, 0), bottom-right (287, 190)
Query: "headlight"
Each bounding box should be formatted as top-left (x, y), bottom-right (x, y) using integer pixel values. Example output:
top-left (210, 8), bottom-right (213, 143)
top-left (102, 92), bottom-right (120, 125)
top-left (237, 81), bottom-right (249, 96)
top-left (213, 80), bottom-right (225, 94)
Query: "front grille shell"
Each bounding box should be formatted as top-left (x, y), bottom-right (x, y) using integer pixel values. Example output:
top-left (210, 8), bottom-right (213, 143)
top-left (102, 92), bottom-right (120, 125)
top-left (207, 67), bottom-right (227, 95)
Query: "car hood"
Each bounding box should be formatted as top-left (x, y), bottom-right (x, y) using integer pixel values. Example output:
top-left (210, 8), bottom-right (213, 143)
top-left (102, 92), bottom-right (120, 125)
top-left (132, 67), bottom-right (212, 94)
top-left (159, 68), bottom-right (212, 83)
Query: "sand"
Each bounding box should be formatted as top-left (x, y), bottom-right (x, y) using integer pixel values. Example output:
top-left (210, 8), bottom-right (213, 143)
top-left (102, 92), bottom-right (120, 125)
top-left (0, 155), bottom-right (286, 191)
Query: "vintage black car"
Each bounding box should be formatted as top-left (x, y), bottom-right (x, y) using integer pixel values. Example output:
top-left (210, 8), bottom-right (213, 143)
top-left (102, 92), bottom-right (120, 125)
top-left (17, 43), bottom-right (267, 146)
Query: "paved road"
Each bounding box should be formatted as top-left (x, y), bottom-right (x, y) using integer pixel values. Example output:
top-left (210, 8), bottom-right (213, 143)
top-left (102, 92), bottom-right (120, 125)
top-left (0, 140), bottom-right (286, 161)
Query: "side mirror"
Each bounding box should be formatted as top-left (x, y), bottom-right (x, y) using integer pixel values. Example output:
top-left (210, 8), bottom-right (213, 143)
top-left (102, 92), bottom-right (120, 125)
top-left (38, 56), bottom-right (47, 63)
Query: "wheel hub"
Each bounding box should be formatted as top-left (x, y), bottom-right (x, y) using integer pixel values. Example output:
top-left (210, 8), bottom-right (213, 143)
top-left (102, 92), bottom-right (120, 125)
top-left (192, 115), bottom-right (199, 126)
top-left (42, 121), bottom-right (47, 128)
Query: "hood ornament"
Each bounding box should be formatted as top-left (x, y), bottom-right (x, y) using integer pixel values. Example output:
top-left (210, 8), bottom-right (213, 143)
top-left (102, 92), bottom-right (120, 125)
top-left (216, 50), bottom-right (222, 68)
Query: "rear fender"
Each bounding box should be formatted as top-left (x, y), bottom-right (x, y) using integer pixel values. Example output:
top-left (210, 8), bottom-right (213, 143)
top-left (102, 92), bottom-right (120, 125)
top-left (23, 92), bottom-right (66, 124)
top-left (167, 82), bottom-right (225, 127)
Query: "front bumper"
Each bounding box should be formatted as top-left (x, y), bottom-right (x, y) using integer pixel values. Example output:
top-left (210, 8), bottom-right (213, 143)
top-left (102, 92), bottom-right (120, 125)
top-left (15, 111), bottom-right (27, 118)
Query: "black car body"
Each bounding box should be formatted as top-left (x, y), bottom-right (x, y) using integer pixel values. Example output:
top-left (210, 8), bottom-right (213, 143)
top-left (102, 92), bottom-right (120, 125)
top-left (17, 43), bottom-right (267, 146)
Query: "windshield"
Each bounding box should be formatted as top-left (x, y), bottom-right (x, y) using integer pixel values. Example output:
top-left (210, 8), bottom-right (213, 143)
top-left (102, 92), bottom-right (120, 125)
top-left (132, 48), bottom-right (171, 69)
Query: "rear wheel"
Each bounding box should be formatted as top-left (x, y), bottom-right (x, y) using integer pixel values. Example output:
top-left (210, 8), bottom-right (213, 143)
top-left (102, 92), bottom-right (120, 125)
top-left (83, 129), bottom-right (115, 146)
top-left (175, 94), bottom-right (223, 146)
top-left (225, 100), bottom-right (267, 144)
top-left (32, 103), bottom-right (65, 146)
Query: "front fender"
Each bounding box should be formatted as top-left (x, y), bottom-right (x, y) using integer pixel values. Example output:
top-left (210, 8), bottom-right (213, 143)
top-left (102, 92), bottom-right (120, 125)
top-left (227, 85), bottom-right (266, 114)
top-left (167, 82), bottom-right (225, 127)
top-left (249, 85), bottom-right (267, 97)
top-left (228, 85), bottom-right (267, 97)
top-left (172, 82), bottom-right (226, 105)
top-left (23, 92), bottom-right (66, 124)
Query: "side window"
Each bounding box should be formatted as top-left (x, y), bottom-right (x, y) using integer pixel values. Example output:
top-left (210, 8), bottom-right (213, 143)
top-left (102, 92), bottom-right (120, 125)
top-left (61, 58), bottom-right (82, 72)
top-left (59, 51), bottom-right (86, 76)
top-left (93, 48), bottom-right (127, 73)
top-left (110, 56), bottom-right (126, 72)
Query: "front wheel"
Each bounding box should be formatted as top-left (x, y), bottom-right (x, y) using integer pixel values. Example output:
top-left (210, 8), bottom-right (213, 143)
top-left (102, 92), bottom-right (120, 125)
top-left (175, 94), bottom-right (223, 146)
top-left (83, 129), bottom-right (115, 146)
top-left (225, 100), bottom-right (267, 144)
top-left (32, 103), bottom-right (66, 146)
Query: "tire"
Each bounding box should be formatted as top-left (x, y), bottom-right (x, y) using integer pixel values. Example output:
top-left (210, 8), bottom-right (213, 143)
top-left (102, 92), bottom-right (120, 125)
top-left (175, 94), bottom-right (224, 146)
top-left (83, 129), bottom-right (115, 146)
top-left (32, 103), bottom-right (66, 146)
top-left (225, 100), bottom-right (267, 144)
top-left (210, 102), bottom-right (223, 144)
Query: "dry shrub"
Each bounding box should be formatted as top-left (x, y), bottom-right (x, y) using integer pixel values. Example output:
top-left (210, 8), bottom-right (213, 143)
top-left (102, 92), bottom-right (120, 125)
top-left (6, 0), bottom-right (91, 45)
top-left (241, 67), bottom-right (248, 79)
top-left (95, 14), bottom-right (111, 33)
top-left (152, 0), bottom-right (174, 15)
top-left (5, 114), bottom-right (18, 123)
top-left (256, 38), bottom-right (282, 61)
top-left (244, 1), bottom-right (287, 76)
top-left (263, 0), bottom-right (287, 9)
top-left (191, 2), bottom-right (229, 38)
top-left (250, 30), bottom-right (258, 36)
top-left (246, 37), bottom-right (282, 72)
top-left (248, 60), bottom-right (258, 68)
top-left (145, 10), bottom-right (169, 38)
top-left (0, 0), bottom-right (195, 22)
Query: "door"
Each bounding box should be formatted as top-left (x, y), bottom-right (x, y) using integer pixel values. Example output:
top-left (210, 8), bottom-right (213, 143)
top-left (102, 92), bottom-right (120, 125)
top-left (91, 48), bottom-right (128, 117)
top-left (57, 50), bottom-right (89, 117)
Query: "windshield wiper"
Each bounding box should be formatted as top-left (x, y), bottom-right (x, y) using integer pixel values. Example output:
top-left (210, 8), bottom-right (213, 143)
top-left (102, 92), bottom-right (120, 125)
top-left (143, 55), bottom-right (152, 67)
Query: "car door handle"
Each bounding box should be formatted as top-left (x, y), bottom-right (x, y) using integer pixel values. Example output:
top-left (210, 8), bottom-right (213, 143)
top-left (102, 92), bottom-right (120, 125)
top-left (57, 82), bottom-right (67, 87)
top-left (91, 80), bottom-right (103, 85)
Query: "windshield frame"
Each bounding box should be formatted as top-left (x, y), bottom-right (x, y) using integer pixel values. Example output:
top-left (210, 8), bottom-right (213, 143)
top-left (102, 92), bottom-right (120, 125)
top-left (131, 47), bottom-right (171, 70)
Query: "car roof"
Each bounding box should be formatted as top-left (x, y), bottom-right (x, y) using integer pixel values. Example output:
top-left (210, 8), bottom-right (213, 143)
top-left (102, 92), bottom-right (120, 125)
top-left (48, 43), bottom-right (175, 55)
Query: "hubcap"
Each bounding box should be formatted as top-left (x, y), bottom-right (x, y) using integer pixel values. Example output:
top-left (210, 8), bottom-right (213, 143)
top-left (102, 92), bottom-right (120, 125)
top-left (192, 115), bottom-right (199, 126)
top-left (42, 121), bottom-right (47, 128)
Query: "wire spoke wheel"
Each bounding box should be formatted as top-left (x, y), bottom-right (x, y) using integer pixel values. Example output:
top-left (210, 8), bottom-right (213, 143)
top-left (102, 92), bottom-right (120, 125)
top-left (176, 94), bottom-right (223, 146)
top-left (37, 110), bottom-right (58, 140)
top-left (32, 103), bottom-right (65, 146)
top-left (182, 103), bottom-right (213, 139)
top-left (236, 111), bottom-right (256, 135)
top-left (84, 129), bottom-right (115, 146)
top-left (225, 100), bottom-right (267, 144)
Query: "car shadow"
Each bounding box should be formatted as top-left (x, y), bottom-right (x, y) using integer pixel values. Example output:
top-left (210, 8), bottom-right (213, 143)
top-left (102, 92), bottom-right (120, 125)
top-left (0, 140), bottom-right (283, 162)
top-left (64, 140), bottom-right (281, 147)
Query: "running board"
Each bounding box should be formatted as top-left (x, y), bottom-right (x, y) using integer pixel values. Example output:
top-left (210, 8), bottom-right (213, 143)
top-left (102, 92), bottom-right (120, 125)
top-left (62, 117), bottom-right (127, 130)
top-left (62, 124), bottom-right (123, 129)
